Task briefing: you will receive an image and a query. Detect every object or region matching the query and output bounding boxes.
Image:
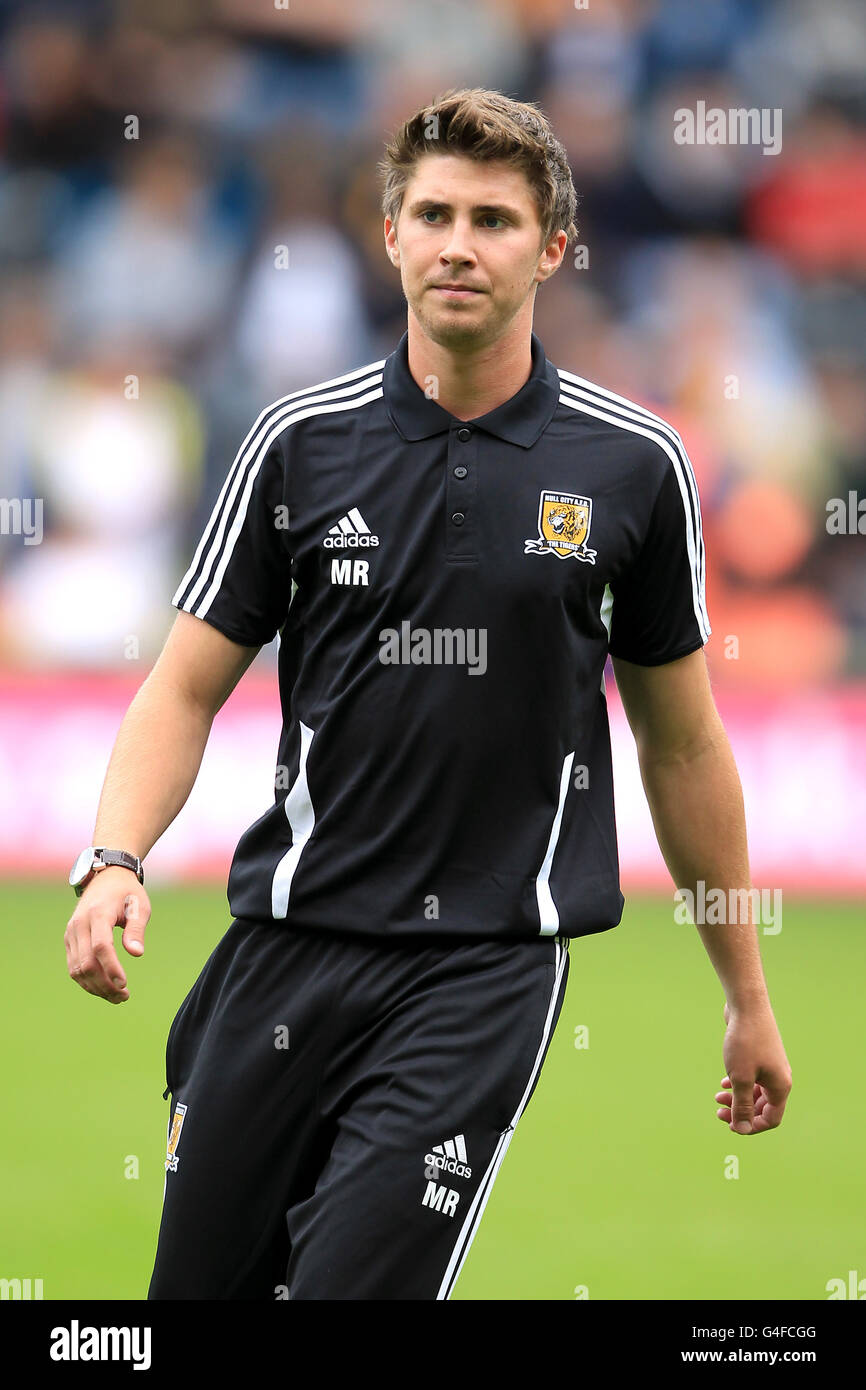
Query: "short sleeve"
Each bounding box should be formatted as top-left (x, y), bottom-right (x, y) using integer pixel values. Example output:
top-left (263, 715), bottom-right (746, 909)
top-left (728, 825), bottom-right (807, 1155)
top-left (607, 449), bottom-right (711, 666)
top-left (172, 428), bottom-right (292, 647)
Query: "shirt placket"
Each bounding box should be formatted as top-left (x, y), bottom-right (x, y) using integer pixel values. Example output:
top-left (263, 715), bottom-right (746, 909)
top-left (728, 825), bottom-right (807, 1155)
top-left (445, 423), bottom-right (479, 562)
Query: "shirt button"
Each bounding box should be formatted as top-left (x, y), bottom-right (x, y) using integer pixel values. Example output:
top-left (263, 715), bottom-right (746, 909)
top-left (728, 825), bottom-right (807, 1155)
top-left (453, 465), bottom-right (467, 479)
top-left (451, 512), bottom-right (465, 526)
top-left (456, 427), bottom-right (472, 442)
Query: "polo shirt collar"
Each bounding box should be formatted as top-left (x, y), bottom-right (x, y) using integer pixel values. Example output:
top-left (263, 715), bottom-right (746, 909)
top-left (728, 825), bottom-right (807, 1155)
top-left (383, 328), bottom-right (560, 448)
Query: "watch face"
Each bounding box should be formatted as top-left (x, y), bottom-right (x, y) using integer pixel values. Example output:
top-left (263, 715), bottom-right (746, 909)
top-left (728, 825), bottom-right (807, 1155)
top-left (69, 846), bottom-right (96, 887)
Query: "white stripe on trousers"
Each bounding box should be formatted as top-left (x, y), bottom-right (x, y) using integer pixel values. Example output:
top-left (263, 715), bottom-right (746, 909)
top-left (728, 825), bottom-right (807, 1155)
top-left (437, 936), bottom-right (570, 1300)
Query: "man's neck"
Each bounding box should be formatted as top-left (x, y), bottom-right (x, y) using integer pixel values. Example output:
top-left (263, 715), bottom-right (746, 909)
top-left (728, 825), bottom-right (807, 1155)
top-left (406, 315), bottom-right (533, 422)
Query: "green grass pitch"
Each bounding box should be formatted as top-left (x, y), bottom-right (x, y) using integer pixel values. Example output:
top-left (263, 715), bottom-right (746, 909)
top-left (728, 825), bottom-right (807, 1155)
top-left (1, 881), bottom-right (862, 1301)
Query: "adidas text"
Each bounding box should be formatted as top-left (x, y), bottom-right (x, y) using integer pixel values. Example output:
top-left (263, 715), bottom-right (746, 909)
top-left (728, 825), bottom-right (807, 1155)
top-left (323, 533), bottom-right (379, 548)
top-left (425, 1152), bottom-right (472, 1179)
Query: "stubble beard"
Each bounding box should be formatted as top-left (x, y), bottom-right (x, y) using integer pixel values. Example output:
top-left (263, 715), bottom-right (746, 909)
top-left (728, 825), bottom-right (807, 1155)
top-left (411, 286), bottom-right (508, 352)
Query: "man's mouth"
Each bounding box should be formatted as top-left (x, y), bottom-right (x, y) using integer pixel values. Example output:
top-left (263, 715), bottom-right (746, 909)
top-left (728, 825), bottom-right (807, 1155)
top-left (433, 285), bottom-right (484, 300)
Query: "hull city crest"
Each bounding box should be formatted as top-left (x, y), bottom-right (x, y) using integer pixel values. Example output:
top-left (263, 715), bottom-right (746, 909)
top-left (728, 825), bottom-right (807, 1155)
top-left (524, 490), bottom-right (597, 563)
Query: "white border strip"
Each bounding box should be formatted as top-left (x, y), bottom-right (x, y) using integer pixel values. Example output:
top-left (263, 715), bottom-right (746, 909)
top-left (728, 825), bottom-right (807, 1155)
top-left (536, 751), bottom-right (575, 935)
top-left (271, 720), bottom-right (316, 919)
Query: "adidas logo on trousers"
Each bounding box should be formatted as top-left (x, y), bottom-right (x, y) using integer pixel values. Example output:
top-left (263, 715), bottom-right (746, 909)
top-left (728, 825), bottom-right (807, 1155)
top-left (425, 1135), bottom-right (472, 1179)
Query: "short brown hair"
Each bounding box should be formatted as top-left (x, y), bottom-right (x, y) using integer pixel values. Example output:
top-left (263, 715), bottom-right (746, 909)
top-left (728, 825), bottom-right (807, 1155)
top-left (378, 87), bottom-right (578, 251)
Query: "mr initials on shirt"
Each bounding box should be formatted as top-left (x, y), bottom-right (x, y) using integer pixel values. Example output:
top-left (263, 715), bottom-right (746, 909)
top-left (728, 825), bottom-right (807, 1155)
top-left (330, 558), bottom-right (370, 586)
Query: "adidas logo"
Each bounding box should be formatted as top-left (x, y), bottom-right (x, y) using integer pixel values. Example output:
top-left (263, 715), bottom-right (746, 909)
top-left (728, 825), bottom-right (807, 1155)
top-left (323, 508), bottom-right (379, 548)
top-left (425, 1134), bottom-right (472, 1179)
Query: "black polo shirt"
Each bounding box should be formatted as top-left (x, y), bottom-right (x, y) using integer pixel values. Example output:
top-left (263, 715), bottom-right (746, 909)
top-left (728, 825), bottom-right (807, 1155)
top-left (172, 330), bottom-right (710, 941)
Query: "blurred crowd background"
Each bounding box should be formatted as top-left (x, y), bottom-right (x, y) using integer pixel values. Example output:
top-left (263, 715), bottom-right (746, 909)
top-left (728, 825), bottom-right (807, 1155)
top-left (0, 0), bottom-right (863, 685)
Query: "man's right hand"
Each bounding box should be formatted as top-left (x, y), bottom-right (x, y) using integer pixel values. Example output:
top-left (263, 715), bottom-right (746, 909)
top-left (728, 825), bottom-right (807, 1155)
top-left (65, 867), bottom-right (151, 1004)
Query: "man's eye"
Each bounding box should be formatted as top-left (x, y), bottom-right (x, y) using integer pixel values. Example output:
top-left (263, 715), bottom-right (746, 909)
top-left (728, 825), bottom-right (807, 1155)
top-left (419, 211), bottom-right (505, 227)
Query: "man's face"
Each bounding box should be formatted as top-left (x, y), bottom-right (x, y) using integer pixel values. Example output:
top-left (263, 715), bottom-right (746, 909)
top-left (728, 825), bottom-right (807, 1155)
top-left (384, 152), bottom-right (565, 349)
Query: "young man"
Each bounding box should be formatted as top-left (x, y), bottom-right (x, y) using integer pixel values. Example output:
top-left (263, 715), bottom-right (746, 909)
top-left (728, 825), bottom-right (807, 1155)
top-left (65, 88), bottom-right (791, 1300)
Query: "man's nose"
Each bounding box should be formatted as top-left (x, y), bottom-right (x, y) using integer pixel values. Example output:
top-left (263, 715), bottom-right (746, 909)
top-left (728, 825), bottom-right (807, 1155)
top-left (439, 218), bottom-right (477, 263)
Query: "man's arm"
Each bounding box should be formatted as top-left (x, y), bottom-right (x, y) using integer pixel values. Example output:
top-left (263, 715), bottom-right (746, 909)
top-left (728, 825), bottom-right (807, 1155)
top-left (612, 648), bottom-right (792, 1135)
top-left (64, 611), bottom-right (262, 1005)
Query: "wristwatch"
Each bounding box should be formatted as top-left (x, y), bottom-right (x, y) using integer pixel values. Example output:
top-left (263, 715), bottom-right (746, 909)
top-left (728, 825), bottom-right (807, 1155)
top-left (69, 847), bottom-right (145, 897)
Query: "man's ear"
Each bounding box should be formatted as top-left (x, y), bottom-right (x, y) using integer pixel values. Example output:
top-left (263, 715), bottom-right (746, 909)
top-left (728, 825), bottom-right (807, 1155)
top-left (384, 218), bottom-right (400, 266)
top-left (535, 229), bottom-right (568, 284)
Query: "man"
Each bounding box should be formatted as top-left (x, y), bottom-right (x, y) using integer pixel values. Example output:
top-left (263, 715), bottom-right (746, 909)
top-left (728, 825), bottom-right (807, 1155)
top-left (65, 88), bottom-right (791, 1301)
